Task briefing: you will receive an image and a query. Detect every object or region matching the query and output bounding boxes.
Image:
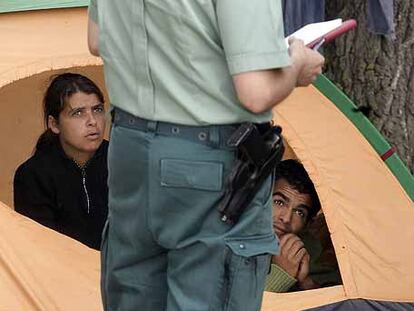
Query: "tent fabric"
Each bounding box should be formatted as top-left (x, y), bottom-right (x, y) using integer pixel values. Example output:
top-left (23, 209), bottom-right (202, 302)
top-left (262, 286), bottom-right (347, 311)
top-left (262, 85), bottom-right (414, 310)
top-left (0, 7), bottom-right (101, 90)
top-left (0, 201), bottom-right (101, 310)
top-left (0, 0), bottom-right (88, 14)
top-left (314, 75), bottom-right (414, 200)
top-left (1, 5), bottom-right (414, 311)
top-left (306, 299), bottom-right (414, 311)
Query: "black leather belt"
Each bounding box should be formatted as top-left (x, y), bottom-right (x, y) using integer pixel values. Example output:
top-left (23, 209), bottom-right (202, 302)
top-left (112, 108), bottom-right (246, 148)
top-left (112, 108), bottom-right (272, 148)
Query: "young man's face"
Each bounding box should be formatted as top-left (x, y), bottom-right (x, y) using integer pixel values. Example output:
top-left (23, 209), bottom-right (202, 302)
top-left (272, 178), bottom-right (313, 237)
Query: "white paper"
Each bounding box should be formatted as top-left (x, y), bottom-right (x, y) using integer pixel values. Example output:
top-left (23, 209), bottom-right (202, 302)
top-left (285, 18), bottom-right (343, 46)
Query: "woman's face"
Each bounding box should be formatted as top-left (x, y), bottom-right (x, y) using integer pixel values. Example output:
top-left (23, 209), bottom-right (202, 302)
top-left (49, 91), bottom-right (106, 165)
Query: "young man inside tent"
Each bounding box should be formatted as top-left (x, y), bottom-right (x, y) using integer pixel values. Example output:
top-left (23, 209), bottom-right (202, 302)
top-left (266, 159), bottom-right (342, 292)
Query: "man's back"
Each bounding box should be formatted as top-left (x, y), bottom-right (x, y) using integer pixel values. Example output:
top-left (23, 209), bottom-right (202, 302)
top-left (91, 0), bottom-right (290, 125)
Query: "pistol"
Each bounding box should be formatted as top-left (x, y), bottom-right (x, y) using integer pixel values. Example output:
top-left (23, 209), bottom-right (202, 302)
top-left (218, 123), bottom-right (284, 224)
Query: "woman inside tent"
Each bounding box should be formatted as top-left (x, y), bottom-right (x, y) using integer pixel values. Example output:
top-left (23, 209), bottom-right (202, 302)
top-left (13, 73), bottom-right (108, 250)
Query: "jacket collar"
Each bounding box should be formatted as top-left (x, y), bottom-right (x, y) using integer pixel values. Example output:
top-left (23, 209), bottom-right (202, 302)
top-left (53, 139), bottom-right (108, 167)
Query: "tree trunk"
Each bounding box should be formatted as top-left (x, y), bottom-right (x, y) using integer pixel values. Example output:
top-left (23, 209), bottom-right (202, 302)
top-left (325, 0), bottom-right (414, 173)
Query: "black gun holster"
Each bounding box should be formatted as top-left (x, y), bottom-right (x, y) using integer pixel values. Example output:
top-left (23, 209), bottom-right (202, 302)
top-left (218, 122), bottom-right (284, 224)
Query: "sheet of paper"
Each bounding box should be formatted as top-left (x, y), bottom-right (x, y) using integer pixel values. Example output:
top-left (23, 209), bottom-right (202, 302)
top-left (285, 19), bottom-right (343, 46)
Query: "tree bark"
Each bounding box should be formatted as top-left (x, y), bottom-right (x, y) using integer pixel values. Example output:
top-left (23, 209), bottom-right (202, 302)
top-left (325, 0), bottom-right (414, 173)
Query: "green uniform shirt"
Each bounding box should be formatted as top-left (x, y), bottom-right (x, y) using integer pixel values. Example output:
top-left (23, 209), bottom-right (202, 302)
top-left (89, 0), bottom-right (291, 125)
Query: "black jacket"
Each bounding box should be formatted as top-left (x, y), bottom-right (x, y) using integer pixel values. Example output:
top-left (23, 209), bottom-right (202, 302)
top-left (14, 140), bottom-right (109, 250)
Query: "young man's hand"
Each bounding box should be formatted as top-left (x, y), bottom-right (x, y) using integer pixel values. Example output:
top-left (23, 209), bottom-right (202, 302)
top-left (272, 233), bottom-right (308, 278)
top-left (297, 250), bottom-right (320, 290)
top-left (296, 251), bottom-right (310, 282)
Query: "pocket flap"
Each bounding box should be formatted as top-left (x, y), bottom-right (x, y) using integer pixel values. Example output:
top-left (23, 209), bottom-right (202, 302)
top-left (161, 159), bottom-right (223, 191)
top-left (225, 233), bottom-right (279, 257)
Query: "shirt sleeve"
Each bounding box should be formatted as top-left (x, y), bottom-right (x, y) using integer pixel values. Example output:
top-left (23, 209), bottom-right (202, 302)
top-left (88, 0), bottom-right (98, 23)
top-left (14, 164), bottom-right (58, 230)
top-left (216, 0), bottom-right (291, 75)
top-left (265, 264), bottom-right (297, 293)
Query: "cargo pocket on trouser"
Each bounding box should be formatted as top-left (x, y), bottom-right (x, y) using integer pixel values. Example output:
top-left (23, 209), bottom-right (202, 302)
top-left (222, 234), bottom-right (278, 311)
top-left (100, 219), bottom-right (109, 310)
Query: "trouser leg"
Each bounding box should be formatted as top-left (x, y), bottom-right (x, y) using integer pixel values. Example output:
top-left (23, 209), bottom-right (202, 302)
top-left (103, 121), bottom-right (278, 311)
top-left (148, 135), bottom-right (277, 311)
top-left (102, 125), bottom-right (168, 311)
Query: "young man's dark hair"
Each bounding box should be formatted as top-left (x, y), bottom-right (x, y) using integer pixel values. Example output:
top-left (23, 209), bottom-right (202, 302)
top-left (274, 159), bottom-right (321, 220)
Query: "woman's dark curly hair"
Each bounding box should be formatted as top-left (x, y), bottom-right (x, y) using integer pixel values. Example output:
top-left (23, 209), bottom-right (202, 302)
top-left (274, 159), bottom-right (321, 220)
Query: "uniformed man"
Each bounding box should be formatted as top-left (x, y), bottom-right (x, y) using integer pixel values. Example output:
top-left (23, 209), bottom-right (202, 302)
top-left (88, 1), bottom-right (324, 310)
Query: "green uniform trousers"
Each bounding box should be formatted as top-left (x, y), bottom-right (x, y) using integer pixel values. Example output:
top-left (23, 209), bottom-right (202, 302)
top-left (102, 112), bottom-right (279, 311)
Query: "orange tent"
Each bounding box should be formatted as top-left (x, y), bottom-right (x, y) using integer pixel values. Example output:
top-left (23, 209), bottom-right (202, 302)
top-left (0, 201), bottom-right (101, 310)
top-left (263, 80), bottom-right (414, 310)
top-left (1, 3), bottom-right (413, 311)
